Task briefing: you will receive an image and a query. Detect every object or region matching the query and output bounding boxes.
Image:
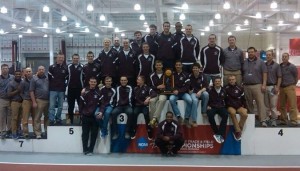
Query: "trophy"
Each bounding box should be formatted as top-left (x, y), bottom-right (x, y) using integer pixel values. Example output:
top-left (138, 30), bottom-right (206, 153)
top-left (161, 69), bottom-right (174, 94)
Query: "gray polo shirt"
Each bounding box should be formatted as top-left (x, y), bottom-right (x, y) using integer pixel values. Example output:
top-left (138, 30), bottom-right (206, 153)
top-left (7, 79), bottom-right (22, 102)
top-left (223, 47), bottom-right (244, 71)
top-left (0, 74), bottom-right (14, 99)
top-left (20, 78), bottom-right (31, 100)
top-left (30, 75), bottom-right (49, 100)
top-left (266, 61), bottom-right (282, 85)
top-left (280, 62), bottom-right (298, 87)
top-left (242, 57), bottom-right (267, 85)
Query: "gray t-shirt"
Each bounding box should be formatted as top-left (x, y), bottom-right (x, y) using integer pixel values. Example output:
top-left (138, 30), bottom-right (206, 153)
top-left (280, 62), bottom-right (298, 87)
top-left (20, 78), bottom-right (31, 100)
top-left (0, 74), bottom-right (14, 99)
top-left (7, 79), bottom-right (22, 101)
top-left (242, 57), bottom-right (267, 84)
top-left (223, 47), bottom-right (244, 71)
top-left (30, 75), bottom-right (49, 100)
top-left (266, 61), bottom-right (282, 85)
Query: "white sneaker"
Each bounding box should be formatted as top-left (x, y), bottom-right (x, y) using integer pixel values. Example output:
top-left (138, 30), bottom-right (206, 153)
top-left (213, 134), bottom-right (222, 144)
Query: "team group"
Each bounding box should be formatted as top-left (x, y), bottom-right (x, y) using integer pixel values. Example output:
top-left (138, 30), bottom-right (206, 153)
top-left (0, 21), bottom-right (298, 156)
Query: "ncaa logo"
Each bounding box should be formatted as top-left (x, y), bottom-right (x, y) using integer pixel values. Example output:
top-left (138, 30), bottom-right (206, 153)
top-left (137, 137), bottom-right (148, 150)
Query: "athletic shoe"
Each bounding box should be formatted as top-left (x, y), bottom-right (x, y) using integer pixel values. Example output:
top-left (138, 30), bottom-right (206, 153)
top-left (233, 132), bottom-right (241, 141)
top-left (261, 121), bottom-right (267, 127)
top-left (184, 119), bottom-right (191, 128)
top-left (220, 135), bottom-right (225, 143)
top-left (112, 134), bottom-right (119, 140)
top-left (36, 135), bottom-right (42, 139)
top-left (271, 120), bottom-right (277, 127)
top-left (191, 121), bottom-right (197, 127)
top-left (177, 116), bottom-right (183, 125)
top-left (213, 134), bottom-right (222, 144)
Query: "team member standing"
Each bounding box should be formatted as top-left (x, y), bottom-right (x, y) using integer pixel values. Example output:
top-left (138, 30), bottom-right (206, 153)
top-left (173, 22), bottom-right (186, 61)
top-left (111, 76), bottom-right (133, 140)
top-left (131, 76), bottom-right (157, 140)
top-left (130, 31), bottom-right (143, 56)
top-left (180, 24), bottom-right (200, 73)
top-left (200, 34), bottom-right (224, 84)
top-left (264, 50), bottom-right (281, 127)
top-left (225, 75), bottom-right (248, 141)
top-left (117, 39), bottom-right (137, 87)
top-left (189, 63), bottom-right (209, 127)
top-left (20, 67), bottom-right (34, 139)
top-left (242, 47), bottom-right (268, 127)
top-left (279, 53), bottom-right (298, 127)
top-left (137, 42), bottom-right (155, 84)
top-left (96, 76), bottom-right (116, 138)
top-left (149, 60), bottom-right (167, 127)
top-left (95, 38), bottom-right (118, 85)
top-left (0, 64), bottom-right (14, 139)
top-left (83, 51), bottom-right (101, 86)
top-left (48, 52), bottom-right (68, 125)
top-left (7, 70), bottom-right (22, 139)
top-left (112, 37), bottom-right (123, 52)
top-left (30, 66), bottom-right (49, 139)
top-left (67, 54), bottom-right (84, 124)
top-left (156, 21), bottom-right (177, 69)
top-left (207, 77), bottom-right (228, 144)
top-left (223, 36), bottom-right (244, 86)
top-left (80, 77), bottom-right (100, 156)
top-left (155, 111), bottom-right (184, 156)
top-left (169, 61), bottom-right (192, 125)
top-left (142, 24), bottom-right (158, 56)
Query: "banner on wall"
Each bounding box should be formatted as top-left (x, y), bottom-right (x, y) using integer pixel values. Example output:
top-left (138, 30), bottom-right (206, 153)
top-left (289, 38), bottom-right (300, 56)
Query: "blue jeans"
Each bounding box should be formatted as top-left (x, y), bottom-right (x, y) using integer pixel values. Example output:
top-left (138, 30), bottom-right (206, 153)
top-left (190, 92), bottom-right (209, 121)
top-left (169, 93), bottom-right (192, 118)
top-left (48, 91), bottom-right (65, 122)
top-left (96, 106), bottom-right (113, 135)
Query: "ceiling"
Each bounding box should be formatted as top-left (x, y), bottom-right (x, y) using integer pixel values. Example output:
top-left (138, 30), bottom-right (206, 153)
top-left (0, 0), bottom-right (300, 38)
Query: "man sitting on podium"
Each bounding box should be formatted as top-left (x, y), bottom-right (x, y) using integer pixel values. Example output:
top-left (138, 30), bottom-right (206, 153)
top-left (155, 111), bottom-right (184, 156)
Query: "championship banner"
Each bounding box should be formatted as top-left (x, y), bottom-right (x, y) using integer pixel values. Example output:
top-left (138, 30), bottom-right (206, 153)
top-left (289, 38), bottom-right (300, 56)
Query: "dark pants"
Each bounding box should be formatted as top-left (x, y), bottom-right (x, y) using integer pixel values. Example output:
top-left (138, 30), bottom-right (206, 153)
top-left (207, 107), bottom-right (228, 137)
top-left (82, 115), bottom-right (99, 153)
top-left (111, 105), bottom-right (133, 136)
top-left (182, 64), bottom-right (193, 73)
top-left (132, 106), bottom-right (152, 137)
top-left (67, 88), bottom-right (81, 124)
top-left (155, 137), bottom-right (184, 154)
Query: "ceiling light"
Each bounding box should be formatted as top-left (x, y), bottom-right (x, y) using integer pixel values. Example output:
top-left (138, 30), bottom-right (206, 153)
top-left (144, 21), bottom-right (148, 25)
top-left (270, 1), bottom-right (278, 9)
top-left (69, 33), bottom-right (73, 37)
top-left (215, 13), bottom-right (221, 19)
top-left (26, 29), bottom-right (32, 33)
top-left (182, 2), bottom-right (188, 9)
top-left (100, 14), bottom-right (106, 21)
top-left (179, 13), bottom-right (185, 20)
top-left (0, 29), bottom-right (4, 34)
top-left (56, 28), bottom-right (61, 33)
top-left (255, 33), bottom-right (260, 35)
top-left (43, 5), bottom-right (50, 12)
top-left (146, 27), bottom-right (150, 32)
top-left (297, 26), bottom-right (300, 31)
top-left (114, 27), bottom-right (120, 32)
top-left (139, 14), bottom-right (145, 20)
top-left (19, 35), bottom-right (23, 38)
top-left (25, 16), bottom-right (31, 22)
top-left (12, 24), bottom-right (16, 29)
top-left (0, 6), bottom-right (7, 14)
top-left (75, 22), bottom-right (80, 27)
top-left (223, 2), bottom-right (230, 10)
top-left (85, 28), bottom-right (89, 32)
top-left (87, 4), bottom-right (94, 11)
top-left (256, 12), bottom-right (262, 18)
top-left (134, 3), bottom-right (141, 11)
top-left (108, 21), bottom-right (113, 27)
top-left (278, 20), bottom-right (283, 25)
top-left (95, 33), bottom-right (99, 37)
top-left (121, 33), bottom-right (125, 37)
top-left (200, 32), bottom-right (205, 36)
top-left (228, 32), bottom-right (232, 35)
top-left (267, 26), bottom-right (273, 31)
top-left (236, 25), bottom-right (241, 31)
top-left (61, 15), bottom-right (68, 21)
top-left (294, 13), bottom-right (300, 19)
top-left (205, 26), bottom-right (210, 31)
top-left (43, 34), bottom-right (48, 37)
top-left (209, 20), bottom-right (214, 26)
top-left (244, 19), bottom-right (249, 25)
top-left (43, 22), bottom-right (48, 28)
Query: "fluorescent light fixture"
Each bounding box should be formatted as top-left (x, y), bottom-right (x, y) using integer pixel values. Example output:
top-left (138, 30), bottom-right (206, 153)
top-left (255, 33), bottom-right (260, 35)
top-left (12, 24), bottom-right (16, 29)
top-left (297, 26), bottom-right (300, 31)
top-left (223, 2), bottom-right (230, 9)
top-left (182, 2), bottom-right (188, 9)
top-left (139, 14), bottom-right (145, 20)
top-left (270, 1), bottom-right (278, 9)
top-left (114, 27), bottom-right (120, 32)
top-left (61, 15), bottom-right (68, 21)
top-left (75, 22), bottom-right (80, 27)
top-left (26, 29), bottom-right (32, 33)
top-left (209, 20), bottom-right (214, 26)
top-left (0, 29), bottom-right (4, 34)
top-left (294, 12), bottom-right (300, 19)
top-left (267, 26), bottom-right (273, 31)
top-left (179, 13), bottom-right (185, 20)
top-left (43, 22), bottom-right (48, 28)
top-left (87, 4), bottom-right (94, 11)
top-left (108, 21), bottom-right (113, 27)
top-left (255, 12), bottom-right (262, 18)
top-left (205, 26), bottom-right (210, 31)
top-left (244, 19), bottom-right (249, 25)
top-left (134, 4), bottom-right (141, 11)
top-left (121, 33), bottom-right (125, 37)
top-left (143, 21), bottom-right (148, 25)
top-left (43, 5), bottom-right (50, 12)
top-left (146, 27), bottom-right (150, 32)
top-left (236, 25), bottom-right (241, 31)
top-left (228, 32), bottom-right (232, 35)
top-left (0, 6), bottom-right (7, 14)
top-left (100, 14), bottom-right (106, 21)
top-left (200, 32), bottom-right (205, 36)
top-left (69, 33), bottom-right (73, 37)
top-left (25, 16), bottom-right (31, 22)
top-left (56, 28), bottom-right (61, 33)
top-left (215, 13), bottom-right (221, 19)
top-left (85, 28), bottom-right (89, 32)
top-left (43, 34), bottom-right (48, 37)
top-left (19, 35), bottom-right (23, 38)
top-left (95, 33), bottom-right (99, 37)
top-left (278, 20), bottom-right (283, 25)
